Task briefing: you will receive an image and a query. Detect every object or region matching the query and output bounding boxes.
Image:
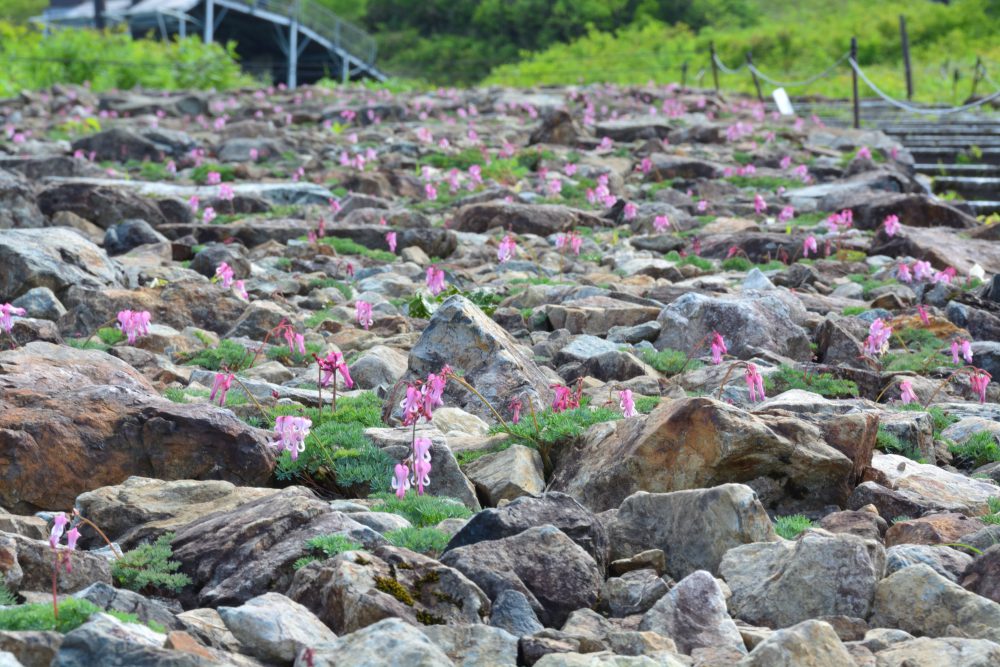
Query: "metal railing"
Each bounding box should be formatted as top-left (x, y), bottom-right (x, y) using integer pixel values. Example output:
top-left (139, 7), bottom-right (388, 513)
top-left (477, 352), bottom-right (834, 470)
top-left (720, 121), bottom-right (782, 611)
top-left (232, 0), bottom-right (377, 65)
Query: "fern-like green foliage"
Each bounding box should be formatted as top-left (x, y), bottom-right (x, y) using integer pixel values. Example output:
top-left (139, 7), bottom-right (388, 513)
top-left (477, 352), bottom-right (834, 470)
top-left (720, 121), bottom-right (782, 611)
top-left (96, 327), bottom-right (125, 346)
top-left (492, 402), bottom-right (640, 451)
top-left (293, 534), bottom-right (363, 570)
top-left (191, 164), bottom-right (237, 184)
top-left (639, 347), bottom-right (701, 376)
top-left (371, 493), bottom-right (472, 528)
top-left (272, 393), bottom-right (394, 492)
top-left (774, 515), bottom-right (813, 540)
top-left (876, 426), bottom-right (924, 463)
top-left (0, 598), bottom-right (161, 634)
top-left (0, 586), bottom-right (15, 606)
top-left (318, 236), bottom-right (397, 262)
top-left (111, 534), bottom-right (191, 595)
top-left (266, 341), bottom-right (324, 366)
top-left (180, 339), bottom-right (249, 371)
top-left (407, 286), bottom-right (504, 319)
top-left (386, 527), bottom-right (451, 557)
top-left (765, 365), bottom-right (859, 398)
top-left (949, 431), bottom-right (1000, 468)
top-left (894, 404), bottom-right (958, 440)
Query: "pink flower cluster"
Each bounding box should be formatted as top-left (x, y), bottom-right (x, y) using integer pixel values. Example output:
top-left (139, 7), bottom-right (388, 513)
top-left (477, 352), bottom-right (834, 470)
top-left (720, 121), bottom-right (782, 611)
top-left (710, 332), bottom-right (727, 365)
top-left (498, 235), bottom-right (517, 263)
top-left (356, 301), bottom-right (373, 330)
top-left (117, 310), bottom-right (151, 345)
top-left (864, 318), bottom-right (892, 357)
top-left (826, 209), bottom-right (853, 233)
top-left (401, 368), bottom-right (450, 426)
top-left (551, 382), bottom-right (582, 413)
top-left (556, 231), bottom-right (583, 255)
top-left (270, 415), bottom-right (312, 461)
top-left (0, 303), bottom-right (26, 333)
top-left (619, 390), bottom-right (637, 418)
top-left (210, 372), bottom-right (234, 406)
top-left (426, 265), bottom-right (446, 295)
top-left (951, 339), bottom-right (973, 365)
top-left (745, 364), bottom-right (766, 402)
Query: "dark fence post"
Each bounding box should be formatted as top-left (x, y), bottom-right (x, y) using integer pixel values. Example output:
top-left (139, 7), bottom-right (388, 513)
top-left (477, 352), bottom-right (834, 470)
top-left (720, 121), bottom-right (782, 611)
top-left (93, 0), bottom-right (105, 30)
top-left (681, 60), bottom-right (688, 89)
top-left (746, 53), bottom-right (763, 103)
top-left (710, 42), bottom-right (720, 93)
top-left (899, 15), bottom-right (913, 101)
top-left (971, 56), bottom-right (983, 99)
top-left (851, 37), bottom-right (860, 129)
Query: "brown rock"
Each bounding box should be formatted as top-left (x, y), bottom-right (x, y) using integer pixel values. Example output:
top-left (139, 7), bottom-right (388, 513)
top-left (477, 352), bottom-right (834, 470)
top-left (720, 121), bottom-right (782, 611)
top-left (961, 544), bottom-right (1000, 603)
top-left (818, 510), bottom-right (888, 542)
top-left (885, 513), bottom-right (987, 547)
top-left (1, 532), bottom-right (112, 595)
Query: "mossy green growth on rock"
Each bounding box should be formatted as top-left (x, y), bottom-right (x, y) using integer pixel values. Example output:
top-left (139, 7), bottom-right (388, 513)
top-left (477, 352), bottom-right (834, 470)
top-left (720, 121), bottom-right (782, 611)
top-left (374, 576), bottom-right (414, 606)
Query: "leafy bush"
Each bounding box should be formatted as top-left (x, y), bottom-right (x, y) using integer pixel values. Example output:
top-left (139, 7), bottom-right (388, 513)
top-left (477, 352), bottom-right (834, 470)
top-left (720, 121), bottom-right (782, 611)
top-left (0, 598), bottom-right (160, 634)
top-left (191, 164), bottom-right (237, 184)
top-left (765, 365), bottom-right (859, 398)
top-left (876, 426), bottom-right (923, 462)
top-left (386, 527), bottom-right (451, 556)
top-left (638, 347), bottom-right (694, 376)
top-left (293, 534), bottom-right (363, 569)
top-left (180, 339), bottom-right (249, 371)
top-left (111, 534), bottom-right (191, 595)
top-left (266, 341), bottom-right (324, 366)
top-left (0, 586), bottom-right (15, 606)
top-left (949, 431), bottom-right (1000, 468)
top-left (371, 492), bottom-right (472, 528)
top-left (774, 514), bottom-right (813, 540)
top-left (496, 403), bottom-right (621, 451)
top-left (407, 287), bottom-right (504, 319)
top-left (0, 22), bottom-right (250, 95)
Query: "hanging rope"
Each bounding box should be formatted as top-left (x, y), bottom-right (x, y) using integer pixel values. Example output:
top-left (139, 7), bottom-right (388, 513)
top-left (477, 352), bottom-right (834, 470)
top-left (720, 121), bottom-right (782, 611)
top-left (849, 57), bottom-right (1000, 115)
top-left (745, 52), bottom-right (850, 88)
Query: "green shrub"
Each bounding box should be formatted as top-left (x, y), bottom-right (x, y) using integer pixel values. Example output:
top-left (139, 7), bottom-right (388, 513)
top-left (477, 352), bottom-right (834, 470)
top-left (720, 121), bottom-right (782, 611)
top-left (386, 527), bottom-right (452, 556)
top-left (495, 403), bottom-right (621, 451)
top-left (111, 533), bottom-right (191, 595)
top-left (318, 236), bottom-right (397, 262)
top-left (163, 387), bottom-right (187, 403)
top-left (639, 347), bottom-right (701, 376)
top-left (293, 534), bottom-right (363, 569)
top-left (876, 426), bottom-right (924, 462)
top-left (726, 175), bottom-right (804, 190)
top-left (180, 339), bottom-right (249, 371)
top-left (266, 341), bottom-right (323, 366)
top-left (191, 164), bottom-right (237, 184)
top-left (0, 598), bottom-right (160, 633)
top-left (0, 585), bottom-right (15, 606)
top-left (765, 365), bottom-right (859, 398)
top-left (949, 431), bottom-right (1000, 468)
top-left (721, 257), bottom-right (753, 272)
top-left (774, 515), bottom-right (813, 540)
top-left (371, 493), bottom-right (472, 528)
top-left (841, 306), bottom-right (866, 316)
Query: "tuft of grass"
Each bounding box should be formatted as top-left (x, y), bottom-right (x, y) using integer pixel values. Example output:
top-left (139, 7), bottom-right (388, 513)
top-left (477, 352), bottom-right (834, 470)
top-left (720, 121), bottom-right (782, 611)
top-left (385, 527), bottom-right (452, 557)
top-left (665, 250), bottom-right (713, 271)
top-left (371, 493), bottom-right (472, 528)
top-left (180, 339), bottom-right (248, 371)
top-left (294, 534), bottom-right (363, 569)
top-left (163, 387), bottom-right (187, 403)
top-left (266, 340), bottom-right (323, 366)
top-left (639, 347), bottom-right (701, 376)
top-left (0, 598), bottom-right (161, 634)
top-left (111, 533), bottom-right (191, 595)
top-left (318, 236), bottom-right (397, 262)
top-left (726, 175), bottom-right (805, 190)
top-left (774, 514), bottom-right (813, 540)
top-left (841, 306), bottom-right (866, 316)
top-left (0, 586), bottom-right (15, 606)
top-left (876, 425), bottom-right (924, 462)
top-left (96, 327), bottom-right (125, 346)
top-left (765, 365), bottom-right (859, 398)
top-left (949, 431), bottom-right (1000, 469)
top-left (308, 279), bottom-right (353, 300)
top-left (191, 163), bottom-right (236, 184)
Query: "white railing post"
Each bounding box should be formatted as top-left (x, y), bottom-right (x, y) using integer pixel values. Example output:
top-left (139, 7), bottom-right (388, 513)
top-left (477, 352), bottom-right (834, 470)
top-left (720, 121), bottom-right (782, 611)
top-left (204, 0), bottom-right (214, 43)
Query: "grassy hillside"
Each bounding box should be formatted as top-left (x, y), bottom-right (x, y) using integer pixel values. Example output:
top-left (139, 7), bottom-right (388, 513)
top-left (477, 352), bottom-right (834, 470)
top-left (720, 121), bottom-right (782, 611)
top-left (486, 0), bottom-right (1000, 104)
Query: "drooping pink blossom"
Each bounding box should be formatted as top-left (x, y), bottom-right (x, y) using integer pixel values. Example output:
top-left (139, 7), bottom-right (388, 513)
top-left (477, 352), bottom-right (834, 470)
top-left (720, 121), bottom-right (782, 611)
top-left (653, 215), bottom-right (670, 233)
top-left (697, 199), bottom-right (709, 213)
top-left (899, 380), bottom-right (917, 405)
top-left (202, 207), bottom-right (217, 223)
top-left (218, 184), bottom-right (235, 201)
top-left (547, 178), bottom-right (562, 196)
top-left (883, 214), bottom-right (900, 237)
top-left (970, 370), bottom-right (991, 403)
top-left (282, 326), bottom-right (306, 355)
top-left (623, 202), bottom-right (638, 220)
top-left (509, 397), bottom-right (523, 425)
top-left (898, 264), bottom-right (913, 283)
top-left (961, 339), bottom-right (974, 364)
top-left (912, 260), bottom-right (933, 281)
top-left (745, 363), bottom-right (766, 402)
top-left (932, 267), bottom-right (956, 284)
top-left (864, 318), bottom-right (893, 357)
top-left (318, 351), bottom-right (353, 389)
top-left (710, 332), bottom-right (727, 364)
top-left (210, 372), bottom-right (234, 406)
top-left (412, 437), bottom-right (432, 495)
top-left (551, 384), bottom-right (579, 413)
top-left (215, 262), bottom-right (234, 288)
top-left (392, 463), bottom-right (411, 499)
top-left (206, 171), bottom-right (222, 185)
top-left (270, 415), bottom-right (312, 461)
top-left (424, 183), bottom-right (437, 201)
top-left (49, 512), bottom-right (69, 549)
top-left (802, 235), bottom-right (818, 258)
top-left (619, 390), bottom-right (638, 417)
top-left (780, 155), bottom-right (792, 169)
top-left (0, 303), bottom-right (26, 333)
top-left (65, 526), bottom-right (80, 551)
top-left (426, 265), bottom-right (446, 295)
top-left (356, 301), bottom-right (373, 330)
top-left (386, 231), bottom-right (397, 253)
top-left (778, 206), bottom-right (795, 223)
top-left (498, 235), bottom-right (517, 263)
top-left (917, 304), bottom-right (930, 324)
top-left (117, 310), bottom-right (151, 345)
top-left (401, 384), bottom-right (424, 426)
top-left (753, 194), bottom-right (767, 215)
top-left (857, 146), bottom-right (872, 160)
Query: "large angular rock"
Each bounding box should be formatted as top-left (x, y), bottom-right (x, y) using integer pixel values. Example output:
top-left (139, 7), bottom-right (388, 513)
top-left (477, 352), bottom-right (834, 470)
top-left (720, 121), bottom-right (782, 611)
top-left (299, 618), bottom-right (453, 667)
top-left (873, 637), bottom-right (1000, 666)
top-left (886, 544), bottom-right (973, 583)
top-left (655, 292), bottom-right (812, 361)
top-left (736, 620), bottom-right (854, 667)
top-left (962, 545), bottom-right (1000, 603)
top-left (398, 295), bottom-right (552, 422)
top-left (549, 397), bottom-right (855, 512)
top-left (870, 564), bottom-right (1000, 642)
top-left (74, 477), bottom-right (279, 550)
top-left (37, 182), bottom-right (166, 229)
top-left (545, 297), bottom-right (661, 336)
top-left (73, 583), bottom-right (183, 632)
top-left (52, 613), bottom-right (208, 667)
top-left (218, 592), bottom-right (337, 663)
top-left (444, 493), bottom-right (609, 573)
top-left (0, 228), bottom-right (124, 302)
top-left (0, 532), bottom-right (112, 595)
top-left (462, 445), bottom-right (545, 506)
top-left (599, 569), bottom-right (669, 617)
top-left (70, 128), bottom-right (163, 163)
top-left (440, 525), bottom-right (603, 627)
top-left (872, 224), bottom-right (1000, 275)
top-left (0, 169), bottom-right (45, 229)
top-left (0, 630), bottom-right (62, 667)
top-left (600, 485), bottom-right (776, 579)
top-left (286, 546), bottom-right (489, 635)
top-left (885, 513), bottom-right (986, 547)
top-left (419, 625), bottom-right (518, 667)
top-left (489, 589), bottom-right (544, 637)
top-left (0, 343), bottom-right (273, 514)
top-left (172, 487), bottom-right (386, 607)
top-left (452, 202), bottom-right (602, 236)
top-left (870, 453), bottom-right (998, 516)
top-left (639, 570), bottom-right (745, 656)
top-left (719, 530), bottom-right (886, 629)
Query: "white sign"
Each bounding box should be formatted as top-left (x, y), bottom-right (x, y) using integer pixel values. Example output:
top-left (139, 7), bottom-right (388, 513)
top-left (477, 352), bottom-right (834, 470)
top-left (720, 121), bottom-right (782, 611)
top-left (773, 87), bottom-right (795, 116)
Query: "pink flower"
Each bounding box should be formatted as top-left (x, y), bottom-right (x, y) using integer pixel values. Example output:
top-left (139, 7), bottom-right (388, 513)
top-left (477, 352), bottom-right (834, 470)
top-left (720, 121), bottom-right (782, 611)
top-left (962, 339), bottom-right (974, 364)
top-left (639, 157), bottom-right (652, 174)
top-left (206, 171), bottom-right (222, 185)
top-left (0, 303), bottom-right (26, 333)
top-left (509, 397), bottom-right (523, 425)
top-left (218, 184), bottom-right (235, 201)
top-left (401, 384), bottom-right (424, 426)
top-left (215, 262), bottom-right (234, 288)
top-left (780, 156), bottom-right (792, 169)
top-left (899, 380), bottom-right (917, 405)
top-left (318, 351), bottom-right (353, 389)
top-left (917, 304), bottom-right (929, 324)
top-left (249, 148), bottom-right (259, 161)
top-left (802, 235), bottom-right (818, 258)
top-left (952, 339), bottom-right (970, 365)
top-left (753, 194), bottom-right (767, 215)
top-left (551, 385), bottom-right (574, 413)
top-left (424, 183), bottom-right (437, 201)
top-left (912, 260), bottom-right (933, 281)
top-left (864, 318), bottom-right (892, 357)
top-left (49, 512), bottom-right (69, 549)
top-left (547, 179), bottom-right (562, 196)
top-left (653, 215), bottom-right (670, 233)
top-left (386, 231), bottom-right (397, 253)
top-left (65, 526), bottom-right (80, 551)
top-left (697, 200), bottom-right (708, 213)
top-left (598, 136), bottom-right (613, 151)
top-left (857, 146), bottom-right (872, 160)
top-left (570, 233), bottom-right (583, 256)
top-left (117, 310), bottom-right (151, 345)
top-left (165, 160), bottom-right (176, 175)
top-left (423, 373), bottom-right (447, 417)
top-left (932, 267), bottom-right (956, 284)
top-left (623, 202), bottom-right (638, 220)
top-left (619, 390), bottom-right (638, 417)
top-left (710, 332), bottom-right (727, 364)
top-left (883, 214), bottom-right (900, 237)
top-left (468, 165), bottom-right (483, 185)
top-left (188, 195), bottom-right (200, 213)
top-left (897, 264), bottom-right (913, 283)
top-left (282, 326), bottom-right (305, 355)
top-left (210, 372), bottom-right (234, 406)
top-left (564, 163), bottom-right (577, 176)
top-left (426, 265), bottom-right (446, 295)
top-left (392, 463), bottom-right (411, 499)
top-left (498, 235), bottom-right (517, 263)
top-left (202, 207), bottom-right (217, 223)
top-left (270, 415), bottom-right (312, 461)
top-left (826, 209), bottom-right (853, 233)
top-left (970, 370), bottom-right (991, 403)
top-left (778, 206), bottom-right (795, 223)
top-left (745, 363), bottom-right (766, 402)
top-left (356, 301), bottom-right (373, 330)
top-left (412, 437), bottom-right (432, 495)
top-left (233, 280), bottom-right (249, 301)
